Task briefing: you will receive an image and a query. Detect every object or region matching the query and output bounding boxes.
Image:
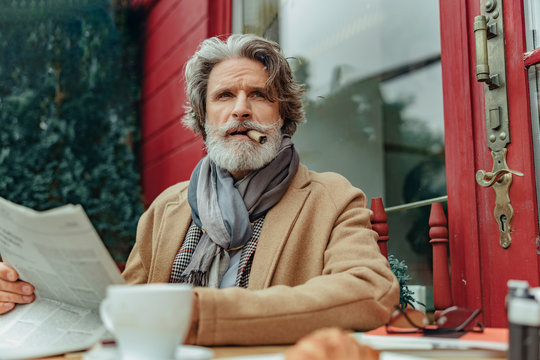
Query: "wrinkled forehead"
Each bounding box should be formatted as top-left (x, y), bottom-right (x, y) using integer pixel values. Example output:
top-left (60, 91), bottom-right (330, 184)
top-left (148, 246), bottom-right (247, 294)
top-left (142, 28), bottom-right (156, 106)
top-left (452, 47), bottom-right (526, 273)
top-left (208, 57), bottom-right (273, 91)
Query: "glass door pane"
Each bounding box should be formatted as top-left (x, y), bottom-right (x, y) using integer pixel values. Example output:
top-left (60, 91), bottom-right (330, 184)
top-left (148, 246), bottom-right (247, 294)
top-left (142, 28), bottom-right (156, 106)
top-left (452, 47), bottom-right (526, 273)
top-left (525, 0), bottom-right (540, 50)
top-left (235, 0), bottom-right (446, 310)
top-left (525, 0), bottom-right (540, 230)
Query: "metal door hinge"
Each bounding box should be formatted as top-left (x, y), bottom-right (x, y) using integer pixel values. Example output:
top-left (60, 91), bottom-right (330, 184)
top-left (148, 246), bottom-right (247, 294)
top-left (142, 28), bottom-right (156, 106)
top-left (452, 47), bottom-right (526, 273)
top-left (474, 0), bottom-right (523, 248)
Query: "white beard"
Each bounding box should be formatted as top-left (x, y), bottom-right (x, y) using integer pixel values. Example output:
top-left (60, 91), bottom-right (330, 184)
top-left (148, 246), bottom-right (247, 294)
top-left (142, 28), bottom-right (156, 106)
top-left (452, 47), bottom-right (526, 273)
top-left (204, 119), bottom-right (282, 173)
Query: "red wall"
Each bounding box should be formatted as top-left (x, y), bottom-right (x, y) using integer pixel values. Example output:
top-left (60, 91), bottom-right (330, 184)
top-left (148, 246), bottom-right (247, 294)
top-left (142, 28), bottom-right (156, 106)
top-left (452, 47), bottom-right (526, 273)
top-left (138, 0), bottom-right (231, 206)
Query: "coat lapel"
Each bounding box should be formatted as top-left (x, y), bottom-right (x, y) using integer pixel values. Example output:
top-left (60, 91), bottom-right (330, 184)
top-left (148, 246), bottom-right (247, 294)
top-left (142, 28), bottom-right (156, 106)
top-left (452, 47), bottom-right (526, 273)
top-left (248, 164), bottom-right (311, 289)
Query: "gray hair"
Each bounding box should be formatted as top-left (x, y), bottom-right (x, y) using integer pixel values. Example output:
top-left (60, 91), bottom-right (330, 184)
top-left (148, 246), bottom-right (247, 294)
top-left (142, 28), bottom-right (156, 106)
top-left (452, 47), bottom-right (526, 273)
top-left (182, 34), bottom-right (306, 137)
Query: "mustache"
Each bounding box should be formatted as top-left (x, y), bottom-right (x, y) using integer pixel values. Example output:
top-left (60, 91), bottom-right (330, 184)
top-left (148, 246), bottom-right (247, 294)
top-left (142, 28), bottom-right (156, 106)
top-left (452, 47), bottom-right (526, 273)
top-left (207, 119), bottom-right (279, 135)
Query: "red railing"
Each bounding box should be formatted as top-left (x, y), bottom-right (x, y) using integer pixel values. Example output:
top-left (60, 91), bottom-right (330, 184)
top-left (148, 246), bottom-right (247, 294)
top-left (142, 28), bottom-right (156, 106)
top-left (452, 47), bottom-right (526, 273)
top-left (371, 198), bottom-right (453, 312)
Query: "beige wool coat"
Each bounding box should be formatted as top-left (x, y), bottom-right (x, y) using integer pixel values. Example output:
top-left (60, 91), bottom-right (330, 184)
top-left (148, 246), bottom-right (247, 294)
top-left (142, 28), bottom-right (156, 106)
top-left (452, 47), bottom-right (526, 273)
top-left (122, 164), bottom-right (400, 345)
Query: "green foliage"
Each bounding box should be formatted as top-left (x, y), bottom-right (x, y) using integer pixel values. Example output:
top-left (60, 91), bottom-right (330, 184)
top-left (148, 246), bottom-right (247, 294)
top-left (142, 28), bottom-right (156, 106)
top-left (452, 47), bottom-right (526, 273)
top-left (388, 254), bottom-right (424, 309)
top-left (0, 1), bottom-right (145, 261)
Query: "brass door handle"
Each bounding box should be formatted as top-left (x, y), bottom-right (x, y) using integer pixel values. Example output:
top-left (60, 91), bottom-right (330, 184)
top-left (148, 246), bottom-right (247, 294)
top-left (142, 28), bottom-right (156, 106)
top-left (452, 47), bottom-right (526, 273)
top-left (476, 149), bottom-right (523, 187)
top-left (473, 0), bottom-right (520, 248)
top-left (476, 168), bottom-right (524, 187)
top-left (475, 149), bottom-right (523, 249)
top-left (474, 15), bottom-right (500, 89)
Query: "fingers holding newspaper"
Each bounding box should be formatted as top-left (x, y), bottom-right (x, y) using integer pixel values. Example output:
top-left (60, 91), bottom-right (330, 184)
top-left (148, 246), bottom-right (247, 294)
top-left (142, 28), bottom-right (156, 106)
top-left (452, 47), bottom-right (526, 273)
top-left (0, 262), bottom-right (35, 314)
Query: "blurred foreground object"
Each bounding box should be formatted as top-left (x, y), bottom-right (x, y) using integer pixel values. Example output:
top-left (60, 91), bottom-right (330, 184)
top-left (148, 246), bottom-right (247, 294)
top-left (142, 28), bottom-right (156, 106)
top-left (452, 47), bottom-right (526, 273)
top-left (285, 328), bottom-right (379, 360)
top-left (507, 280), bottom-right (540, 360)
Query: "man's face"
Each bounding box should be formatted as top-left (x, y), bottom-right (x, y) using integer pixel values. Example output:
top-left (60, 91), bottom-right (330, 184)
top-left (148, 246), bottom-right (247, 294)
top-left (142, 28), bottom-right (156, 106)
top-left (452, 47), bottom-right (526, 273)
top-left (206, 57), bottom-right (282, 131)
top-left (204, 57), bottom-right (284, 177)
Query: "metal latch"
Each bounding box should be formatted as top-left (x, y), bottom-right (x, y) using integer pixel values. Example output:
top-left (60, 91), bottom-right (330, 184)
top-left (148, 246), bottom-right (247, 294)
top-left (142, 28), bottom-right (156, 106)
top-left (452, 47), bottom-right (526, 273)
top-left (473, 0), bottom-right (523, 248)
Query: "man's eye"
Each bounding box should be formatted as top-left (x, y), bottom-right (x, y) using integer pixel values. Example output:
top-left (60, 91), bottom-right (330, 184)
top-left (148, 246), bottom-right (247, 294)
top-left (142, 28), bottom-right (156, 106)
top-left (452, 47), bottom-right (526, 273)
top-left (217, 92), bottom-right (232, 99)
top-left (251, 91), bottom-right (266, 99)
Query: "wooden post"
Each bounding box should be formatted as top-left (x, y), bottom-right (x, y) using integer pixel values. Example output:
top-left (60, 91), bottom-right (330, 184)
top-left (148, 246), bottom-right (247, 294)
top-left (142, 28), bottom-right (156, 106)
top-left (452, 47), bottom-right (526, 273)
top-left (370, 197), bottom-right (389, 258)
top-left (429, 203), bottom-right (453, 313)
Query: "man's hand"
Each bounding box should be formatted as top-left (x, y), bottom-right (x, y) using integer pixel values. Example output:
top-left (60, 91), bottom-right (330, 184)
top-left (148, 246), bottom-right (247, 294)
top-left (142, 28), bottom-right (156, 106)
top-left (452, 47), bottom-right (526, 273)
top-left (285, 328), bottom-right (380, 360)
top-left (0, 262), bottom-right (35, 315)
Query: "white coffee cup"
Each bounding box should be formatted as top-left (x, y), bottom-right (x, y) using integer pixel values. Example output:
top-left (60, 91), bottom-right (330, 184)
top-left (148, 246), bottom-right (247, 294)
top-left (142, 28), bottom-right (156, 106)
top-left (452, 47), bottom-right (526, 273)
top-left (100, 283), bottom-right (193, 360)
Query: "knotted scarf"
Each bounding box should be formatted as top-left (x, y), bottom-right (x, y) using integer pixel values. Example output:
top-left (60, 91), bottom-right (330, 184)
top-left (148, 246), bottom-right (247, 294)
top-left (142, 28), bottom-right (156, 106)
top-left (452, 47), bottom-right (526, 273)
top-left (181, 135), bottom-right (299, 287)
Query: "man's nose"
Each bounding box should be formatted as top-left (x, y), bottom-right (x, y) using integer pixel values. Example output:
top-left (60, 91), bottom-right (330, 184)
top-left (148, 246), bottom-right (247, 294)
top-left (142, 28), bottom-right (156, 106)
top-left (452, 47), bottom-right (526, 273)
top-left (232, 94), bottom-right (251, 119)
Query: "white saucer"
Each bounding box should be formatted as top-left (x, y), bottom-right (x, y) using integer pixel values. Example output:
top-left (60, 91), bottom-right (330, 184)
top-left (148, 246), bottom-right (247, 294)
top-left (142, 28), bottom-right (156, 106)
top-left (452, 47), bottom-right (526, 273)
top-left (83, 343), bottom-right (214, 360)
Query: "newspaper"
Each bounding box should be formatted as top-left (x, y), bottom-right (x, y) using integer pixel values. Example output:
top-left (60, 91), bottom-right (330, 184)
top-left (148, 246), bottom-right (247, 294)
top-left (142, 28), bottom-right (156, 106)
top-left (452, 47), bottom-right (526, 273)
top-left (0, 197), bottom-right (125, 360)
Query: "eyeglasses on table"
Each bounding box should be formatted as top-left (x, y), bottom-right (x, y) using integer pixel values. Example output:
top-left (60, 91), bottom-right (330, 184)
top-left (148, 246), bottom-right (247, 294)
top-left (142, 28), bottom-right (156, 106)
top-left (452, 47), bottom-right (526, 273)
top-left (386, 305), bottom-right (485, 334)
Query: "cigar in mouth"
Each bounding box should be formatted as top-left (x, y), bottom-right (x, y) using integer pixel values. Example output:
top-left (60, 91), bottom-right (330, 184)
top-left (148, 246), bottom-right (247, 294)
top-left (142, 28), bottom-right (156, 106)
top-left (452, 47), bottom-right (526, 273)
top-left (246, 130), bottom-right (267, 144)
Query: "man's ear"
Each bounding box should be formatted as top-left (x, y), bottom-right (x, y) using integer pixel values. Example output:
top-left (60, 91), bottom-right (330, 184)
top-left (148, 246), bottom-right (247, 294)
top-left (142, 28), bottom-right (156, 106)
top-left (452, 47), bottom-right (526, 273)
top-left (201, 117), bottom-right (208, 141)
top-left (278, 117), bottom-right (287, 135)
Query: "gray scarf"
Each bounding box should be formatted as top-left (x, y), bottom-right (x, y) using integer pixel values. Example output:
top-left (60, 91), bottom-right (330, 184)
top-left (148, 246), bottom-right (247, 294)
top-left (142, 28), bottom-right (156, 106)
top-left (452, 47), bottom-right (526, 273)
top-left (183, 135), bottom-right (299, 287)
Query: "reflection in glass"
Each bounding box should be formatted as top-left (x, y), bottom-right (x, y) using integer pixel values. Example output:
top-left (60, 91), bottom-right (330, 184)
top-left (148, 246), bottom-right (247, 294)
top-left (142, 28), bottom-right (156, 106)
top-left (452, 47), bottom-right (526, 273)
top-left (529, 65), bottom-right (540, 230)
top-left (237, 0), bottom-right (446, 308)
top-left (525, 0), bottom-right (540, 231)
top-left (525, 0), bottom-right (540, 50)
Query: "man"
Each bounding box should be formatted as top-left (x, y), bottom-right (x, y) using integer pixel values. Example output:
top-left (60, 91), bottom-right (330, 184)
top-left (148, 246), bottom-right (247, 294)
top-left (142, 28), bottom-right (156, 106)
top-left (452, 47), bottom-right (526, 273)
top-left (122, 34), bottom-right (399, 345)
top-left (0, 34), bottom-right (399, 345)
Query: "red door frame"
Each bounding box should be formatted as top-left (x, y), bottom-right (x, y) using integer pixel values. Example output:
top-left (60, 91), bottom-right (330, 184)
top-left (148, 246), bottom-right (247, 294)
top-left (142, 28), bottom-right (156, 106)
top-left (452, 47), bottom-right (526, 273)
top-left (139, 0), bottom-right (232, 206)
top-left (440, 0), bottom-right (540, 326)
